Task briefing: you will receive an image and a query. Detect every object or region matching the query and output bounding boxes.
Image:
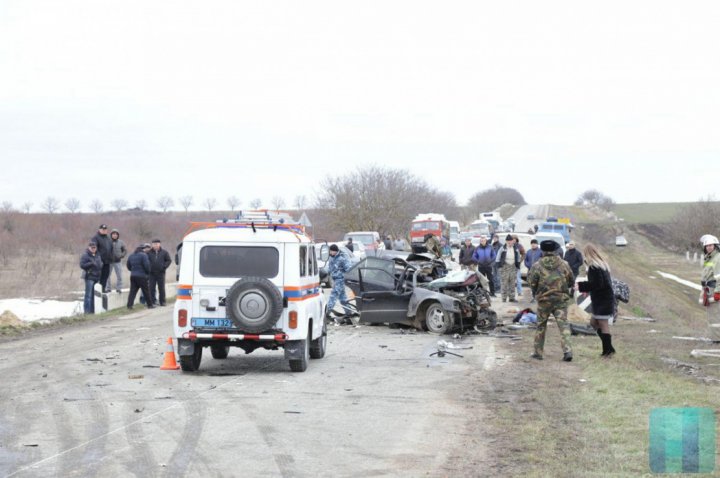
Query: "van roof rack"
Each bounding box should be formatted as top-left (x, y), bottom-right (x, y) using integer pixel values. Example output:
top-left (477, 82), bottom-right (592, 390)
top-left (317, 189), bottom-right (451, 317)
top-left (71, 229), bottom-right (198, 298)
top-left (182, 210), bottom-right (306, 237)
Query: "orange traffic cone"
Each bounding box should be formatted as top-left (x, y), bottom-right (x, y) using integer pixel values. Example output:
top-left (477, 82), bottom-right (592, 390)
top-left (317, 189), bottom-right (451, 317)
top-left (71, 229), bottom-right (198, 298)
top-left (160, 337), bottom-right (180, 370)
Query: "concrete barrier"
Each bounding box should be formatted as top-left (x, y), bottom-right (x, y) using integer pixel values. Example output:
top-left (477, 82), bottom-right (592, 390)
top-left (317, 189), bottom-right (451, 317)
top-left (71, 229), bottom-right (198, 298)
top-left (94, 282), bottom-right (177, 313)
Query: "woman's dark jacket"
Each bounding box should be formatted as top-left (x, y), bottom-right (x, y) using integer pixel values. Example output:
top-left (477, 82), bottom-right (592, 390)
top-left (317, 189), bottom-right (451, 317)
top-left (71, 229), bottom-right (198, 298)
top-left (577, 265), bottom-right (615, 315)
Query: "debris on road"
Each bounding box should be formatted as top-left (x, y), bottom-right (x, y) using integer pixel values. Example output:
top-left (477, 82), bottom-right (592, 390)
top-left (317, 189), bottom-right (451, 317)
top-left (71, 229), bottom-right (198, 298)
top-left (618, 316), bottom-right (656, 322)
top-left (128, 374), bottom-right (144, 380)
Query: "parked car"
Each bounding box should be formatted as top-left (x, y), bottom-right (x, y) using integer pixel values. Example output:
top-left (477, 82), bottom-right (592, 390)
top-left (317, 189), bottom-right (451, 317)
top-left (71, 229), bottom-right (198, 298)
top-left (513, 233), bottom-right (534, 280)
top-left (526, 214), bottom-right (535, 220)
top-left (344, 231), bottom-right (381, 253)
top-left (615, 235), bottom-right (628, 247)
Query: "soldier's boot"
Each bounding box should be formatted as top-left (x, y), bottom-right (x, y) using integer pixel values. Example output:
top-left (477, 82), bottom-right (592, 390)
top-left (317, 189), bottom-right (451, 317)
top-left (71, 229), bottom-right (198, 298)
top-left (530, 353), bottom-right (543, 360)
top-left (563, 351), bottom-right (573, 362)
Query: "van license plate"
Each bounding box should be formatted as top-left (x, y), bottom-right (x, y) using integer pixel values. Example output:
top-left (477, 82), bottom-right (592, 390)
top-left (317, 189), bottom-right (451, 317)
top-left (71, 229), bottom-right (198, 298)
top-left (192, 318), bottom-right (234, 328)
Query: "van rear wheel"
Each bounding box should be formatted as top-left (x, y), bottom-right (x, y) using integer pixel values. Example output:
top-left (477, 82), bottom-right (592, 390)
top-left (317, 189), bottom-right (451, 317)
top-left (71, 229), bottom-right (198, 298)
top-left (289, 330), bottom-right (310, 372)
top-left (180, 345), bottom-right (202, 372)
top-left (210, 344), bottom-right (230, 359)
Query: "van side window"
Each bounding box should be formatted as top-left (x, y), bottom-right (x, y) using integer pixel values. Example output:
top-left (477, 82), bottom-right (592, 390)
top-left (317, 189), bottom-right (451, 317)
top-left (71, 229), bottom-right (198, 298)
top-left (310, 245), bottom-right (318, 276)
top-left (299, 245), bottom-right (307, 277)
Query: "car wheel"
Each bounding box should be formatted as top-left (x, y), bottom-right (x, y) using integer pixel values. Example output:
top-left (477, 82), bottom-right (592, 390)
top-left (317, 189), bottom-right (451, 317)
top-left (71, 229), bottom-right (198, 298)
top-left (476, 309), bottom-right (497, 331)
top-left (424, 302), bottom-right (451, 335)
top-left (309, 321), bottom-right (327, 359)
top-left (289, 329), bottom-right (310, 372)
top-left (180, 345), bottom-right (202, 372)
top-left (210, 344), bottom-right (230, 359)
top-left (226, 277), bottom-right (283, 333)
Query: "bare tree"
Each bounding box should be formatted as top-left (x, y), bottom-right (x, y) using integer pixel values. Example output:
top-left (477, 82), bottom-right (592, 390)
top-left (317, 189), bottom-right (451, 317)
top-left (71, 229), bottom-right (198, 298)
top-left (157, 196), bottom-right (174, 212)
top-left (271, 196), bottom-right (286, 211)
top-left (111, 198), bottom-right (128, 211)
top-left (671, 197), bottom-right (720, 252)
top-left (1, 201), bottom-right (13, 213)
top-left (465, 186), bottom-right (526, 219)
top-left (294, 195), bottom-right (307, 211)
top-left (135, 199), bottom-right (147, 211)
top-left (21, 202), bottom-right (33, 214)
top-left (89, 199), bottom-right (104, 213)
top-left (41, 196), bottom-right (60, 214)
top-left (315, 166), bottom-right (459, 240)
top-left (575, 189), bottom-right (614, 211)
top-left (179, 195), bottom-right (194, 213)
top-left (64, 197), bottom-right (81, 213)
top-left (227, 195), bottom-right (241, 211)
top-left (250, 198), bottom-right (262, 209)
top-left (204, 197), bottom-right (217, 211)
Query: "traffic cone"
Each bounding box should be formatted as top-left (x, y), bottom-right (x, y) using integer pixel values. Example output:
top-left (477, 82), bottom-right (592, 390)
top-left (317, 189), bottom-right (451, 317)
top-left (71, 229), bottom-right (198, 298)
top-left (160, 337), bottom-right (180, 370)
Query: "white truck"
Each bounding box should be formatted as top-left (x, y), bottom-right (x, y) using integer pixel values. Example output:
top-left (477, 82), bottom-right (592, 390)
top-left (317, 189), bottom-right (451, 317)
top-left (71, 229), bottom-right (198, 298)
top-left (173, 212), bottom-right (327, 372)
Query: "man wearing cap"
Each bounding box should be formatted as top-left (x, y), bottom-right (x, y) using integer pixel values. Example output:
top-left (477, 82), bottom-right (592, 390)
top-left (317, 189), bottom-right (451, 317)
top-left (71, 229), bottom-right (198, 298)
top-left (147, 239), bottom-right (172, 306)
top-left (563, 240), bottom-right (584, 282)
top-left (92, 224), bottom-right (113, 292)
top-left (326, 244), bottom-right (353, 321)
top-left (495, 234), bottom-right (521, 302)
top-left (79, 242), bottom-right (103, 314)
top-left (126, 244), bottom-right (154, 310)
top-left (528, 240), bottom-right (575, 361)
top-left (472, 235), bottom-right (497, 296)
top-left (459, 238), bottom-right (477, 271)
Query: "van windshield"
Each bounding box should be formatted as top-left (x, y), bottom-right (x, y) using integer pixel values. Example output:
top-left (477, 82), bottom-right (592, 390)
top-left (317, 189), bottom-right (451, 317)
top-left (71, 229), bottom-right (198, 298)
top-left (199, 246), bottom-right (279, 278)
top-left (346, 234), bottom-right (375, 245)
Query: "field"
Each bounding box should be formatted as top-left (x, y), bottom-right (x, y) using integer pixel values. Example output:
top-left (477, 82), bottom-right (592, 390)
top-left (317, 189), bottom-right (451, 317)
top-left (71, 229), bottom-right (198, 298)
top-left (611, 202), bottom-right (689, 224)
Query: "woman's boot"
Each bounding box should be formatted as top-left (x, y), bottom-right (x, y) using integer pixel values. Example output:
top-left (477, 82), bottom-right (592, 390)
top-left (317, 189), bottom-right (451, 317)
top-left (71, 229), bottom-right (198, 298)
top-left (597, 329), bottom-right (606, 356)
top-left (604, 333), bottom-right (616, 357)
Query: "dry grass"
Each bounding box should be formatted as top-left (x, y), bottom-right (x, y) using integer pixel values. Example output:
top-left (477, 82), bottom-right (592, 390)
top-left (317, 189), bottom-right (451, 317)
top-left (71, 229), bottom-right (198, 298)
top-left (480, 213), bottom-right (720, 476)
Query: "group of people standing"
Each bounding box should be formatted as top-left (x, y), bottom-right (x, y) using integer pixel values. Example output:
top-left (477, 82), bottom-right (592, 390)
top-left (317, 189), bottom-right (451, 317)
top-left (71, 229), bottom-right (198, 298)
top-left (79, 224), bottom-right (172, 314)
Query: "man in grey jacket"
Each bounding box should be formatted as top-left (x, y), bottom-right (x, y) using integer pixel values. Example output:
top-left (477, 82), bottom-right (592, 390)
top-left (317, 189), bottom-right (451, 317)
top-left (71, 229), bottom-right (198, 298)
top-left (109, 229), bottom-right (127, 293)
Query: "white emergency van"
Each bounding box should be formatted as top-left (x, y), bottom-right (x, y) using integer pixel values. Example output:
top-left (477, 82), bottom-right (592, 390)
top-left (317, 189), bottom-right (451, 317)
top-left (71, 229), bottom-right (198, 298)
top-left (173, 212), bottom-right (327, 372)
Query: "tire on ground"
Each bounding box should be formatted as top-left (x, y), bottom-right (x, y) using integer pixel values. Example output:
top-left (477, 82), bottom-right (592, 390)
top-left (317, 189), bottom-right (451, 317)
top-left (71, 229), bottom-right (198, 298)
top-left (226, 277), bottom-right (284, 333)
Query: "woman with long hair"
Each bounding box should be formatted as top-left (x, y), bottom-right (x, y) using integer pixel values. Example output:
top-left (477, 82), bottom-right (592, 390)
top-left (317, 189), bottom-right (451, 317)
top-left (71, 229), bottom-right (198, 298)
top-left (577, 244), bottom-right (616, 357)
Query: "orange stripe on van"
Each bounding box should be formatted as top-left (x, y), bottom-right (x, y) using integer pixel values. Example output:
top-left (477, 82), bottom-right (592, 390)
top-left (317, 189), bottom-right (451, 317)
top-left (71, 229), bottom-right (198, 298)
top-left (284, 283), bottom-right (320, 291)
top-left (287, 293), bottom-right (320, 302)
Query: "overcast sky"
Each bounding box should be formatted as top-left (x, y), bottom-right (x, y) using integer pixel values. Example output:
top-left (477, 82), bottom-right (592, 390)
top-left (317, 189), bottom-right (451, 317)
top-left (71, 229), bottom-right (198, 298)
top-left (1, 1), bottom-right (718, 211)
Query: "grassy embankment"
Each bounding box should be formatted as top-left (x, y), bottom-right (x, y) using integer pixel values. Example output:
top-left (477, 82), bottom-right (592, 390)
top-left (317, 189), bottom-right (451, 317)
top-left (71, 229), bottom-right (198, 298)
top-left (484, 204), bottom-right (719, 477)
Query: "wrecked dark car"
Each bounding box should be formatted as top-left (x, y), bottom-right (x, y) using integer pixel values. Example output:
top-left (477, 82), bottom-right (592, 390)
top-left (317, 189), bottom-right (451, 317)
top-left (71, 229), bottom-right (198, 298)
top-left (343, 254), bottom-right (497, 334)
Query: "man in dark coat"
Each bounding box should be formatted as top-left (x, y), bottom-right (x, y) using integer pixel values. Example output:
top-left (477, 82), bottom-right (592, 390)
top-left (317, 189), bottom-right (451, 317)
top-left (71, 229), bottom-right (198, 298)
top-left (147, 239), bottom-right (172, 306)
top-left (126, 244), bottom-right (154, 309)
top-left (563, 241), bottom-right (584, 281)
top-left (459, 238), bottom-right (477, 271)
top-left (79, 242), bottom-right (103, 314)
top-left (472, 235), bottom-right (497, 296)
top-left (92, 224), bottom-right (113, 292)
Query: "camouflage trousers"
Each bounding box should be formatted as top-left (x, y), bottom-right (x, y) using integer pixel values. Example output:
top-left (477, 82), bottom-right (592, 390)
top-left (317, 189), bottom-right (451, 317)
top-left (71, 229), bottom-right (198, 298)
top-left (500, 265), bottom-right (516, 300)
top-left (327, 279), bottom-right (352, 315)
top-left (534, 302), bottom-right (572, 356)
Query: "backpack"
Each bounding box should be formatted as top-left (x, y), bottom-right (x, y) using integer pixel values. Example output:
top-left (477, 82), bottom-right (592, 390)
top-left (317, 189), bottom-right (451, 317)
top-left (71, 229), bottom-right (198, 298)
top-left (612, 278), bottom-right (630, 303)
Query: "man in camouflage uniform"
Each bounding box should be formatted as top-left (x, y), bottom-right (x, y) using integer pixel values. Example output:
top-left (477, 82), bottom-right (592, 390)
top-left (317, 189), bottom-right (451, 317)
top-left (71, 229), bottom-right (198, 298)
top-left (326, 244), bottom-right (354, 321)
top-left (527, 240), bottom-right (575, 361)
top-left (423, 233), bottom-right (443, 259)
top-left (495, 234), bottom-right (521, 302)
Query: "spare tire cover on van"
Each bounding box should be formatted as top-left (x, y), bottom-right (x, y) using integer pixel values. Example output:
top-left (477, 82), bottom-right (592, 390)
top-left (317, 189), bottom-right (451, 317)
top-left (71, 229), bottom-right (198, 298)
top-left (226, 277), bottom-right (284, 333)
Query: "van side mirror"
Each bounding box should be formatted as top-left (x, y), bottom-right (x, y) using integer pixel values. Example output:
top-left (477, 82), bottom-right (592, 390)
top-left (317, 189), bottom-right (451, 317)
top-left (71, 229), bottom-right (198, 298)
top-left (319, 244), bottom-right (329, 262)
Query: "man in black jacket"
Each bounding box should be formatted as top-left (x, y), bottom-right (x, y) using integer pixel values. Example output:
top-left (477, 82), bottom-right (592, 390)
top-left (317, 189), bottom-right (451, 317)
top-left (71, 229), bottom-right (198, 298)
top-left (147, 239), bottom-right (172, 306)
top-left (459, 238), bottom-right (477, 271)
top-left (563, 241), bottom-right (584, 282)
top-left (92, 224), bottom-right (113, 292)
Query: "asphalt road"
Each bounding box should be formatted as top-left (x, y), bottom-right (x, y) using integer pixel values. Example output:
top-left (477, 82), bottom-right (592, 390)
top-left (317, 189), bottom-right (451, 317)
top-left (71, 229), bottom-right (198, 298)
top-left (0, 307), bottom-right (505, 477)
top-left (509, 204), bottom-right (550, 235)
